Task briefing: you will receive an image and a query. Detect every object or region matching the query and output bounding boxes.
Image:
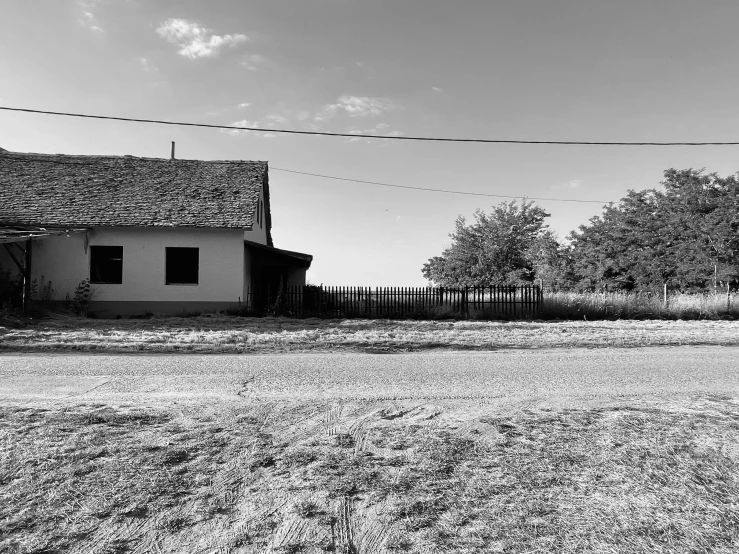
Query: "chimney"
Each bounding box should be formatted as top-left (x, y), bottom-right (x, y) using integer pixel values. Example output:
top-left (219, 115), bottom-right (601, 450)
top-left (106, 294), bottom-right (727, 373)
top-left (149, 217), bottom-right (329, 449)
top-left (171, 141), bottom-right (175, 160)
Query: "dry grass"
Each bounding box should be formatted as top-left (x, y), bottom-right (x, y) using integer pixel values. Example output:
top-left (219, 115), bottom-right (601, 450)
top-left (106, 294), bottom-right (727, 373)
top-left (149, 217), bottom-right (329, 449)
top-left (2, 314), bottom-right (739, 354)
top-left (542, 291), bottom-right (739, 320)
top-left (2, 396), bottom-right (739, 553)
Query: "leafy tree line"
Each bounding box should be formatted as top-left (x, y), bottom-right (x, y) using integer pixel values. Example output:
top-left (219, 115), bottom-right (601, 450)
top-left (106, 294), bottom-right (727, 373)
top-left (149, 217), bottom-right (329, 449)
top-left (422, 168), bottom-right (739, 292)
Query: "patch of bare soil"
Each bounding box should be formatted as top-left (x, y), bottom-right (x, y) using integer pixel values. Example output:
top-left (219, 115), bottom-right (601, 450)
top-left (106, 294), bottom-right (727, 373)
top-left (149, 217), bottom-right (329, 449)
top-left (2, 395), bottom-right (739, 553)
top-left (2, 315), bottom-right (739, 353)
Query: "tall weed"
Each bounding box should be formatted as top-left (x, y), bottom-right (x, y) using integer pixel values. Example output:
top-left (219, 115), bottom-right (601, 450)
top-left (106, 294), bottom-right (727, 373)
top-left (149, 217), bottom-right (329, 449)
top-left (540, 291), bottom-right (738, 320)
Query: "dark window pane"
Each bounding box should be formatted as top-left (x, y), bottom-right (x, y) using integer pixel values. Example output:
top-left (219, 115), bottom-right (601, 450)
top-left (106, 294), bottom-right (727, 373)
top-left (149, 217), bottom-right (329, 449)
top-left (166, 247), bottom-right (199, 285)
top-left (90, 246), bottom-right (123, 284)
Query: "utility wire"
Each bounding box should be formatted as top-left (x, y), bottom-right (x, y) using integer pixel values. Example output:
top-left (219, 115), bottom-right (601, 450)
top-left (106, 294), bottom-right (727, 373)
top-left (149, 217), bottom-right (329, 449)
top-left (270, 167), bottom-right (611, 203)
top-left (2, 106), bottom-right (739, 145)
top-left (0, 152), bottom-right (611, 204)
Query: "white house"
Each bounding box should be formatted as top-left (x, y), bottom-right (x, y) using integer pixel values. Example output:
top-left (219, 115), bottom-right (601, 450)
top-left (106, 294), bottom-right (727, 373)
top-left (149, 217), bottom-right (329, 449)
top-left (0, 147), bottom-right (312, 316)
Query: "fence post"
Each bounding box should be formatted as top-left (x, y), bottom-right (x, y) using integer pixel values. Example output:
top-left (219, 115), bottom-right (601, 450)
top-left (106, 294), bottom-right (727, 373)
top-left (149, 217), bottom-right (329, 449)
top-left (663, 282), bottom-right (668, 308)
top-left (535, 279), bottom-right (542, 315)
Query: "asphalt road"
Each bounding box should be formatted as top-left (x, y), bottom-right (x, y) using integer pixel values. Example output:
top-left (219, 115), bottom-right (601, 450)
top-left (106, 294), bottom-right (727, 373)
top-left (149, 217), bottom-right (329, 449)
top-left (1, 347), bottom-right (738, 408)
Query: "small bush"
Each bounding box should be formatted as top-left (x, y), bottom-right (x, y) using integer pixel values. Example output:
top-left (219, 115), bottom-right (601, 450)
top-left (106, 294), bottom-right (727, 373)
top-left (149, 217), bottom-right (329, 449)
top-left (64, 278), bottom-right (94, 316)
top-left (0, 267), bottom-right (23, 310)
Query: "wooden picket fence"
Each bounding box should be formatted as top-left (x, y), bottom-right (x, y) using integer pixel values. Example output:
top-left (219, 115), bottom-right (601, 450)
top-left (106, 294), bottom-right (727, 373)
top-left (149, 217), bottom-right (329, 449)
top-left (244, 285), bottom-right (542, 319)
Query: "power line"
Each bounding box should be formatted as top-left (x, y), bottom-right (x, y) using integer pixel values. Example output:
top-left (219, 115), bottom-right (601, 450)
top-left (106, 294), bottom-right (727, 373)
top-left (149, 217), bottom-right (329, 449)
top-left (271, 167), bottom-right (611, 203)
top-left (0, 150), bottom-right (611, 204)
top-left (2, 106), bottom-right (739, 146)
top-left (0, 151), bottom-right (610, 203)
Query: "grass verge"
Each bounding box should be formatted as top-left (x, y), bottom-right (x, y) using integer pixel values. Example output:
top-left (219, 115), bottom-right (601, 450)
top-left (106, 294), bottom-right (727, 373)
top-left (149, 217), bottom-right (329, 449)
top-left (2, 396), bottom-right (738, 553)
top-left (2, 315), bottom-right (739, 353)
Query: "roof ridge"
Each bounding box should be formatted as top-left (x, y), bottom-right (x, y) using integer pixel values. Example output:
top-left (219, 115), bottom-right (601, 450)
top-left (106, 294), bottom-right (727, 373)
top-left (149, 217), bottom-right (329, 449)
top-left (0, 149), bottom-right (266, 164)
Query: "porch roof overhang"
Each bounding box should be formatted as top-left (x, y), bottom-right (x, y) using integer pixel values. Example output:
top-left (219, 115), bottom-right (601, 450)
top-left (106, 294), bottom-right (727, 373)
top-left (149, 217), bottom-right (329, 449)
top-left (244, 239), bottom-right (313, 269)
top-left (0, 224), bottom-right (88, 244)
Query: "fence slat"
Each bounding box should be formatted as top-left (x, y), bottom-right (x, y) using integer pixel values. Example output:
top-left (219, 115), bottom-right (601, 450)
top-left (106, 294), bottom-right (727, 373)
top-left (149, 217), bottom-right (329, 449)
top-left (268, 284), bottom-right (540, 319)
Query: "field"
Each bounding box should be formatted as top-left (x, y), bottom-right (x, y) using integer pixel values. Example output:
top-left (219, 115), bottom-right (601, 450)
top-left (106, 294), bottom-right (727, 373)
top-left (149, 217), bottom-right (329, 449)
top-left (2, 395), bottom-right (738, 553)
top-left (2, 315), bottom-right (739, 354)
top-left (2, 300), bottom-right (739, 552)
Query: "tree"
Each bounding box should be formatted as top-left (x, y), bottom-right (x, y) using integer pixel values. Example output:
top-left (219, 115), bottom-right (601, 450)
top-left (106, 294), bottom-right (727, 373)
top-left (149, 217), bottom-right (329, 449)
top-left (422, 200), bottom-right (552, 287)
top-left (569, 169), bottom-right (739, 292)
top-left (660, 169), bottom-right (739, 290)
top-left (526, 230), bottom-right (574, 291)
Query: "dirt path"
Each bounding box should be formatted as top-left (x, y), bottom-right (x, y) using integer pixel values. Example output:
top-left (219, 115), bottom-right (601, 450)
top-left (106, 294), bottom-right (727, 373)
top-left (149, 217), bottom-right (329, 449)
top-left (2, 346), bottom-right (738, 409)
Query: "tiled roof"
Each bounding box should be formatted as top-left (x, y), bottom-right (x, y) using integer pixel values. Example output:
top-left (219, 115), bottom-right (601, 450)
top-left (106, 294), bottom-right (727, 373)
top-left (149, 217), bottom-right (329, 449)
top-left (0, 149), bottom-right (267, 229)
top-left (244, 239), bottom-right (313, 268)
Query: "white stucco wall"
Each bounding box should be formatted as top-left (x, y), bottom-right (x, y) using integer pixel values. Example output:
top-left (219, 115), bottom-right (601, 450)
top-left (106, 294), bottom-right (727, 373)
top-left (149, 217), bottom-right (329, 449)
top-left (25, 227), bottom-right (244, 302)
top-left (244, 246), bottom-right (253, 301)
top-left (243, 187), bottom-right (268, 245)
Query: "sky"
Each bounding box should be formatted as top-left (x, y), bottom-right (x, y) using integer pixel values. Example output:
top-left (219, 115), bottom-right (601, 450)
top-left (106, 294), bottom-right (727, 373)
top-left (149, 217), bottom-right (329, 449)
top-left (2, 0), bottom-right (739, 286)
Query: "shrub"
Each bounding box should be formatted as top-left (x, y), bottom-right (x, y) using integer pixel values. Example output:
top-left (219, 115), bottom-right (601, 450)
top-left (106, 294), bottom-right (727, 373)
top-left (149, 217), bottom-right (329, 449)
top-left (0, 267), bottom-right (23, 309)
top-left (64, 279), bottom-right (94, 316)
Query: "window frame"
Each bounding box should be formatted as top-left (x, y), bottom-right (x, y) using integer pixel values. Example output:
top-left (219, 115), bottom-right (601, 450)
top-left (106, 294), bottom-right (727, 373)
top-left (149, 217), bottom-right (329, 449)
top-left (89, 245), bottom-right (124, 285)
top-left (165, 247), bottom-right (200, 286)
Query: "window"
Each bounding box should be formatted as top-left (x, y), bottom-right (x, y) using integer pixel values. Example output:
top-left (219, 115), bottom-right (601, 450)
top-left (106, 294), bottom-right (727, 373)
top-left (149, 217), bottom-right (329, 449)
top-left (90, 246), bottom-right (123, 284)
top-left (166, 247), bottom-right (199, 285)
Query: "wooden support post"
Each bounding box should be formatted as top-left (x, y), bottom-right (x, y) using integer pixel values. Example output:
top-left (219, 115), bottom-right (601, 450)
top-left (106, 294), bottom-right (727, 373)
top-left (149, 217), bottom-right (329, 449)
top-left (3, 243), bottom-right (25, 275)
top-left (23, 240), bottom-right (32, 315)
top-left (3, 242), bottom-right (32, 314)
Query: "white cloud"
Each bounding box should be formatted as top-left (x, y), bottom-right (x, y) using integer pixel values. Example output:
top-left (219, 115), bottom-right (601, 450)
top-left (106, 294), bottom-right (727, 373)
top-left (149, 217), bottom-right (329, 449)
top-left (156, 19), bottom-right (248, 59)
top-left (551, 179), bottom-right (582, 191)
top-left (77, 0), bottom-right (105, 33)
top-left (265, 114), bottom-right (288, 127)
top-left (224, 119), bottom-right (277, 139)
top-left (432, 86), bottom-right (443, 92)
top-left (239, 54), bottom-right (266, 70)
top-left (237, 102), bottom-right (251, 108)
top-left (224, 119), bottom-right (258, 136)
top-left (345, 123), bottom-right (403, 144)
top-left (316, 95), bottom-right (398, 120)
top-left (140, 57), bottom-right (154, 71)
